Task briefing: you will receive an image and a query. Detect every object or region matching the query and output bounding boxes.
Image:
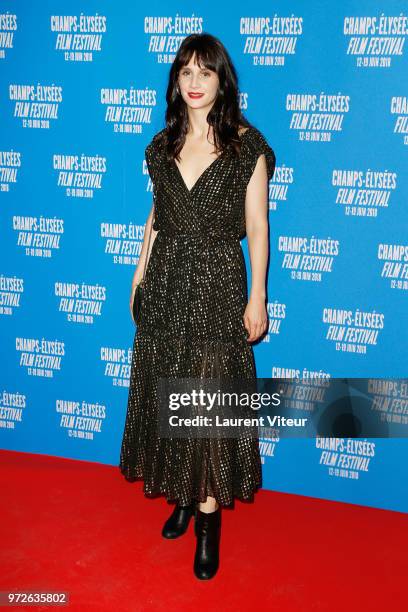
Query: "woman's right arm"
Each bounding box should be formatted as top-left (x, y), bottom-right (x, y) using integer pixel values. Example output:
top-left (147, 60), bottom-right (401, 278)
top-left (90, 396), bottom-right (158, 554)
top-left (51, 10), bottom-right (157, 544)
top-left (129, 203), bottom-right (158, 315)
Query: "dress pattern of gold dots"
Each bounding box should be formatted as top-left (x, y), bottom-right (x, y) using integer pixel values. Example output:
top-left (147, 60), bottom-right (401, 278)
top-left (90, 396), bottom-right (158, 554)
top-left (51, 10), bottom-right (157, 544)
top-left (119, 125), bottom-right (276, 507)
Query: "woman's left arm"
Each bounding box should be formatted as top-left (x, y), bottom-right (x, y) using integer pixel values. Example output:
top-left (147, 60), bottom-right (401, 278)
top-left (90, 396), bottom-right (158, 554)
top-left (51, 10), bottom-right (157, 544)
top-left (243, 154), bottom-right (269, 342)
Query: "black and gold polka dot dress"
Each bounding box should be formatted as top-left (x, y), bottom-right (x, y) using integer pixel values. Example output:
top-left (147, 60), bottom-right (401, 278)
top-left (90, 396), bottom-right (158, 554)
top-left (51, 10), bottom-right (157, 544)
top-left (119, 125), bottom-right (276, 507)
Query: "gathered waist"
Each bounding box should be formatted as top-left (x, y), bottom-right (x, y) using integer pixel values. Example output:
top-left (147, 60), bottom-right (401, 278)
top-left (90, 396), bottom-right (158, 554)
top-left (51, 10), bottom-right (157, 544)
top-left (158, 227), bottom-right (240, 241)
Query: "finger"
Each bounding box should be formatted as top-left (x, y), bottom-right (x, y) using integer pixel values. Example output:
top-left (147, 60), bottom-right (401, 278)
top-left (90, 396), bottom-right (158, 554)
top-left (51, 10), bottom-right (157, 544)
top-left (251, 322), bottom-right (263, 342)
top-left (259, 320), bottom-right (267, 336)
top-left (257, 320), bottom-right (267, 339)
top-left (257, 319), bottom-right (266, 334)
top-left (247, 320), bottom-right (256, 342)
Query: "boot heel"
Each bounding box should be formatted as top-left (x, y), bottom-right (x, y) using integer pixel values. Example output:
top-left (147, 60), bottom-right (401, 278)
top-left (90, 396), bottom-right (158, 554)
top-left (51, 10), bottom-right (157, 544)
top-left (193, 507), bottom-right (221, 579)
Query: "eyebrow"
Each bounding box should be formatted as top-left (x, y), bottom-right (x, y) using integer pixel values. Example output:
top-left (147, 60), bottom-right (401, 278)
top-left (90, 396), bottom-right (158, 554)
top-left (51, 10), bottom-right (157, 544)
top-left (182, 66), bottom-right (211, 71)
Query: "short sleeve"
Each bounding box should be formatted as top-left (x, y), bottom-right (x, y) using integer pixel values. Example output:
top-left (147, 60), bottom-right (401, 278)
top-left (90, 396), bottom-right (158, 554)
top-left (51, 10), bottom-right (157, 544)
top-left (145, 129), bottom-right (166, 187)
top-left (145, 132), bottom-right (162, 230)
top-left (145, 141), bottom-right (157, 186)
top-left (241, 127), bottom-right (276, 186)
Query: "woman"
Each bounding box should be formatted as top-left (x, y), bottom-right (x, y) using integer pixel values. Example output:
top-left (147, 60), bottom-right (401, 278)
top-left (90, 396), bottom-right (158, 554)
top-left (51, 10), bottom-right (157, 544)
top-left (119, 32), bottom-right (276, 580)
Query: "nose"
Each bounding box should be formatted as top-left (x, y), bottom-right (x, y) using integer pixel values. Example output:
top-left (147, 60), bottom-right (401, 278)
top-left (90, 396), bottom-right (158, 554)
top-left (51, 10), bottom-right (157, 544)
top-left (190, 73), bottom-right (200, 88)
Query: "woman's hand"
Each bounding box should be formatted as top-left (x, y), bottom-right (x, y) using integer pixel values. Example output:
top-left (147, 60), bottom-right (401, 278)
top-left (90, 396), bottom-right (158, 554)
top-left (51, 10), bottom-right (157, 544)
top-left (243, 295), bottom-right (268, 342)
top-left (129, 275), bottom-right (142, 323)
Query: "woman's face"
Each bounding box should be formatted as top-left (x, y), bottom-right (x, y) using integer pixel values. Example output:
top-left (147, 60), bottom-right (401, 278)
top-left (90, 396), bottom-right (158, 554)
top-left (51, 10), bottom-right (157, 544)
top-left (177, 54), bottom-right (219, 110)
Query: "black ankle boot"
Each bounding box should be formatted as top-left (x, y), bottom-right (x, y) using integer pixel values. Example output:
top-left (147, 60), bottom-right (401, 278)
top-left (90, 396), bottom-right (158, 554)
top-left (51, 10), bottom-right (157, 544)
top-left (193, 507), bottom-right (221, 579)
top-left (162, 502), bottom-right (196, 539)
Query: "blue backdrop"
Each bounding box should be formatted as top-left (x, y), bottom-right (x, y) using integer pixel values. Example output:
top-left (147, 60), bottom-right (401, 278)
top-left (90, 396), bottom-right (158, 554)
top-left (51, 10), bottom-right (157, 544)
top-left (1, 0), bottom-right (407, 513)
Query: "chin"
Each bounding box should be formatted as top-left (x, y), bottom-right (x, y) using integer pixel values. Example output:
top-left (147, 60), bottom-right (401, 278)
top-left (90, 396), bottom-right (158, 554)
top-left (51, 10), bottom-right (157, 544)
top-left (184, 96), bottom-right (213, 109)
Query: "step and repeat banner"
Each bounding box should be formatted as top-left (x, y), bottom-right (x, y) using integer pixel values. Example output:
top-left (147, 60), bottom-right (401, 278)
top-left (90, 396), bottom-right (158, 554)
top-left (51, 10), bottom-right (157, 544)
top-left (1, 1), bottom-right (407, 513)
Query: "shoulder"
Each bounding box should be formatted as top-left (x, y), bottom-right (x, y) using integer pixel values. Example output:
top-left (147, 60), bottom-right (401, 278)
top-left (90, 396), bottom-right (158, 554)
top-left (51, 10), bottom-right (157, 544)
top-left (145, 128), bottom-right (167, 181)
top-left (241, 125), bottom-right (274, 158)
top-left (146, 128), bottom-right (167, 154)
top-left (240, 125), bottom-right (276, 182)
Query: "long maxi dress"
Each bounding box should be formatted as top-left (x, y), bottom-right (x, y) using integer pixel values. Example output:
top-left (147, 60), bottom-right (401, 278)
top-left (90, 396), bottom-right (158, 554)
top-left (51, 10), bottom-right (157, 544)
top-left (119, 125), bottom-right (276, 507)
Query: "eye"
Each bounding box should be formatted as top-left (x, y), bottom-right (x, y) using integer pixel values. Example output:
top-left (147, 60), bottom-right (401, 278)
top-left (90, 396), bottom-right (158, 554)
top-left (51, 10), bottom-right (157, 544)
top-left (179, 68), bottom-right (212, 78)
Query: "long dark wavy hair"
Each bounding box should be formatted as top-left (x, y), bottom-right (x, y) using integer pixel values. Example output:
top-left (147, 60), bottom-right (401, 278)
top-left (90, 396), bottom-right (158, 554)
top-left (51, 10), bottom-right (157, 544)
top-left (163, 33), bottom-right (252, 161)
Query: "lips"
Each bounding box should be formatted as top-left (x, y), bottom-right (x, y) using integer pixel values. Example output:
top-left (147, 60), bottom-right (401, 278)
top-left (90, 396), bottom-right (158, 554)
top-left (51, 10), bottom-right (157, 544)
top-left (188, 92), bottom-right (204, 98)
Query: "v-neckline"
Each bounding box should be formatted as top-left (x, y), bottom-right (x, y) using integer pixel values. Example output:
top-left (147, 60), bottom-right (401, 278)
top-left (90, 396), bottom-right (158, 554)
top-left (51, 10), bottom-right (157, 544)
top-left (172, 127), bottom-right (253, 196)
top-left (173, 151), bottom-right (223, 195)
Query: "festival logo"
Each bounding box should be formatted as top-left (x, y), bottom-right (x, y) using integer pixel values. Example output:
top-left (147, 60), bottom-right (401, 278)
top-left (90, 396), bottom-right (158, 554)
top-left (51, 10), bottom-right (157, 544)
top-left (240, 14), bottom-right (303, 66)
top-left (100, 346), bottom-right (132, 387)
top-left (56, 398), bottom-right (107, 440)
top-left (368, 378), bottom-right (408, 426)
top-left (0, 389), bottom-right (26, 430)
top-left (278, 235), bottom-right (339, 282)
top-left (16, 337), bottom-right (65, 378)
top-left (100, 87), bottom-right (157, 134)
top-left (0, 150), bottom-right (21, 192)
top-left (272, 366), bottom-right (331, 380)
top-left (53, 153), bottom-right (107, 199)
top-left (316, 436), bottom-right (376, 480)
top-left (286, 93), bottom-right (350, 142)
top-left (377, 243), bottom-right (408, 290)
top-left (322, 307), bottom-right (385, 354)
top-left (390, 96), bottom-right (408, 145)
top-left (9, 83), bottom-right (63, 129)
top-left (274, 375), bottom-right (331, 416)
top-left (54, 281), bottom-right (107, 325)
top-left (332, 168), bottom-right (397, 217)
top-left (263, 371), bottom-right (331, 466)
top-left (13, 215), bottom-right (64, 258)
top-left (343, 14), bottom-right (407, 68)
top-left (0, 12), bottom-right (17, 60)
top-left (0, 274), bottom-right (23, 316)
top-left (50, 14), bottom-right (107, 62)
top-left (101, 221), bottom-right (145, 266)
top-left (144, 15), bottom-right (203, 61)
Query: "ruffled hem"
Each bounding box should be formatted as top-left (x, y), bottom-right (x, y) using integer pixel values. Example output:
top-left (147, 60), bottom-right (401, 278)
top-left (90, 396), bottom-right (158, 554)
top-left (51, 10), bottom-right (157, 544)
top-left (119, 465), bottom-right (262, 508)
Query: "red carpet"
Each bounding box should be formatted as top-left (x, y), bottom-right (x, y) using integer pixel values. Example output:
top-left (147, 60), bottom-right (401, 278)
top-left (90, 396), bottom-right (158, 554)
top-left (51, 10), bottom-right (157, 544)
top-left (0, 449), bottom-right (406, 612)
